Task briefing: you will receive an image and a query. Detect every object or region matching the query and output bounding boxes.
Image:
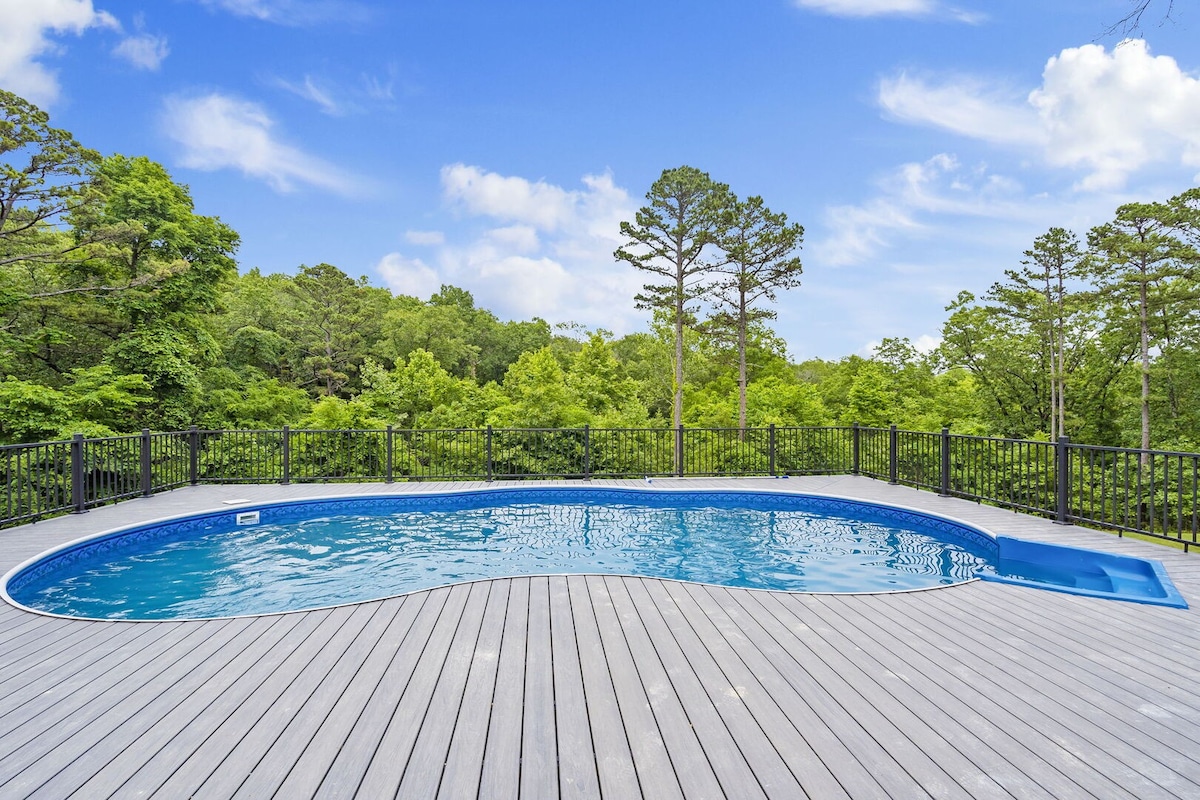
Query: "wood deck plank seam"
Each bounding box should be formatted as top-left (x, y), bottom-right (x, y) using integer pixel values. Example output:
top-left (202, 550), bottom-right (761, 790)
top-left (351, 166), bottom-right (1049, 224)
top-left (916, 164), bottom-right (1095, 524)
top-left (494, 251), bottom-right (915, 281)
top-left (0, 480), bottom-right (1197, 798)
top-left (395, 581), bottom-right (496, 799)
top-left (0, 619), bottom-right (228, 768)
top-left (477, 576), bottom-right (530, 800)
top-left (0, 620), bottom-right (174, 708)
top-left (147, 606), bottom-right (355, 797)
top-left (227, 601), bottom-right (401, 799)
top-left (747, 587), bottom-right (1123, 800)
top-left (46, 615), bottom-right (301, 799)
top-left (897, 590), bottom-right (1200, 790)
top-left (915, 587), bottom-right (1200, 741)
top-left (5, 615), bottom-right (255, 798)
top-left (683, 583), bottom-right (893, 800)
top-left (699, 581), bottom-right (982, 800)
top-left (71, 612), bottom-right (307, 799)
top-left (810, 587), bottom-right (1165, 798)
top-left (671, 582), bottom-right (863, 800)
top-left (549, 575), bottom-right (601, 799)
top-left (619, 577), bottom-right (770, 800)
top-left (104, 611), bottom-right (328, 798)
top-left (579, 574), bottom-right (680, 799)
top-left (972, 585), bottom-right (1200, 681)
top-left (917, 585), bottom-right (1200, 727)
top-left (315, 587), bottom-right (453, 800)
top-left (758, 590), bottom-right (1075, 800)
top-left (352, 582), bottom-right (476, 798)
top-left (641, 578), bottom-right (808, 798)
top-left (566, 573), bottom-right (640, 797)
top-left (676, 582), bottom-right (955, 800)
top-left (838, 591), bottom-right (1190, 798)
top-left (271, 594), bottom-right (425, 799)
top-left (600, 575), bottom-right (726, 800)
top-left (435, 579), bottom-right (513, 800)
top-left (518, 576), bottom-right (559, 800)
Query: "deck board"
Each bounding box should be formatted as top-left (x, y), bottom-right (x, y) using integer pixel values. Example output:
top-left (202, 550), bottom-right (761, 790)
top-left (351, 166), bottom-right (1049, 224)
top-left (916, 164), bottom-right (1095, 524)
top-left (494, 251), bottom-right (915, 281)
top-left (548, 576), bottom-right (599, 799)
top-left (0, 477), bottom-right (1197, 798)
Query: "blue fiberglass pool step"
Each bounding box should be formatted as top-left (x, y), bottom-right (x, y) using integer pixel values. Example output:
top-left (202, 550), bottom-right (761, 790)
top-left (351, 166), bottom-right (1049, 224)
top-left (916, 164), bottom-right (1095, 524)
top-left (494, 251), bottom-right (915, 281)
top-left (976, 536), bottom-right (1189, 609)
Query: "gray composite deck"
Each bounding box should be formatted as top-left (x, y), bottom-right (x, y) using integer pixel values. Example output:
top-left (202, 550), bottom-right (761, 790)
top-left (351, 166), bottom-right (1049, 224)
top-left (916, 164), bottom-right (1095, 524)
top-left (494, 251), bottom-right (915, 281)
top-left (0, 476), bottom-right (1198, 799)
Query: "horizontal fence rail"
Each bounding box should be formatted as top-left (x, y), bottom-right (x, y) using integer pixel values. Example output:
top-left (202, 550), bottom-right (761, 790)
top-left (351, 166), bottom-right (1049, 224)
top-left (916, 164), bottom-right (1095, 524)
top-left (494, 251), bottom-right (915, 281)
top-left (2, 424), bottom-right (1199, 551)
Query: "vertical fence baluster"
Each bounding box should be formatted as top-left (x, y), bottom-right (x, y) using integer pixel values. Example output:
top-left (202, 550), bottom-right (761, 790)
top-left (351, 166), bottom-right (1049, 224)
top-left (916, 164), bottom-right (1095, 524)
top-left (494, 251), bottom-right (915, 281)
top-left (486, 425), bottom-right (493, 482)
top-left (1055, 436), bottom-right (1070, 524)
top-left (281, 426), bottom-right (291, 486)
top-left (188, 425), bottom-right (199, 485)
top-left (386, 425), bottom-right (394, 484)
top-left (939, 428), bottom-right (950, 497)
top-left (888, 425), bottom-right (898, 485)
top-left (71, 434), bottom-right (85, 513)
top-left (851, 423), bottom-right (860, 476)
top-left (141, 429), bottom-right (152, 497)
top-left (768, 424), bottom-right (777, 477)
top-left (676, 425), bottom-right (684, 478)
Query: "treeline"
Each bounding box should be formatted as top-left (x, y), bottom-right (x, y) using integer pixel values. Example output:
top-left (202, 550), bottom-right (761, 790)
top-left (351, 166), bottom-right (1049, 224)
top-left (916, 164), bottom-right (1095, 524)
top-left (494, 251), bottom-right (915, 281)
top-left (2, 89), bottom-right (1199, 451)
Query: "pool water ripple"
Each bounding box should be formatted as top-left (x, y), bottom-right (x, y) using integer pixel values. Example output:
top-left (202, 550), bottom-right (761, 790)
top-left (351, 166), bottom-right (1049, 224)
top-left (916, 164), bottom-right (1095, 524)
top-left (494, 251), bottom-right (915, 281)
top-left (5, 489), bottom-right (997, 620)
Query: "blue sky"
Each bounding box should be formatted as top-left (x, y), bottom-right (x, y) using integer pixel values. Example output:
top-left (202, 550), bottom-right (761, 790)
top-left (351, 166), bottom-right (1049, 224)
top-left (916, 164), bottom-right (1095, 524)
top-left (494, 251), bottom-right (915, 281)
top-left (4, 0), bottom-right (1199, 360)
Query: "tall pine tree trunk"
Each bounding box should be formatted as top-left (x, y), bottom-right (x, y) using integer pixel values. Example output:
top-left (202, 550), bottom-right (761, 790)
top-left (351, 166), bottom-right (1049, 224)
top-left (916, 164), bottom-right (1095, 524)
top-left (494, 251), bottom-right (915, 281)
top-left (1140, 280), bottom-right (1151, 467)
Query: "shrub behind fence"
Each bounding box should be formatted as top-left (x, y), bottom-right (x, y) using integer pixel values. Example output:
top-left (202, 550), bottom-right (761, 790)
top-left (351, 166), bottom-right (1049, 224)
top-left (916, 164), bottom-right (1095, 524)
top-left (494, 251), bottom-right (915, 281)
top-left (3, 424), bottom-right (1198, 550)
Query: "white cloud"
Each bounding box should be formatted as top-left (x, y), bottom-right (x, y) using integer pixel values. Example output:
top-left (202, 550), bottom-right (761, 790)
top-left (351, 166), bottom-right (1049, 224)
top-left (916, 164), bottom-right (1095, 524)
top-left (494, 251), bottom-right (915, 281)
top-left (404, 230), bottom-right (445, 246)
top-left (196, 0), bottom-right (369, 25)
top-left (0, 0), bottom-right (117, 105)
top-left (441, 164), bottom-right (577, 231)
top-left (812, 153), bottom-right (1038, 266)
top-left (112, 32), bottom-right (169, 70)
top-left (879, 40), bottom-right (1200, 189)
top-left (275, 75), bottom-right (343, 115)
top-left (377, 165), bottom-right (644, 331)
top-left (485, 225), bottom-right (540, 254)
top-left (792, 0), bottom-right (983, 22)
top-left (161, 92), bottom-right (361, 194)
top-left (879, 73), bottom-right (1044, 147)
top-left (376, 253), bottom-right (441, 300)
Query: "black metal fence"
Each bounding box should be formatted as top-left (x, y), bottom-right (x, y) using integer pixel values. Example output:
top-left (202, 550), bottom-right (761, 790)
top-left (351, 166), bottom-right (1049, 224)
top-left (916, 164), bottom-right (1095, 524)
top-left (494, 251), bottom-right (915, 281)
top-left (3, 424), bottom-right (1199, 550)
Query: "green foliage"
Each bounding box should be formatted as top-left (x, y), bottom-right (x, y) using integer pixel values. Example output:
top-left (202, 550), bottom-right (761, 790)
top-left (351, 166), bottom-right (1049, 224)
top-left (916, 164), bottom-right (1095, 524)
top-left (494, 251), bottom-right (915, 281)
top-left (616, 165), bottom-right (728, 428)
top-left (707, 192), bottom-right (804, 429)
top-left (199, 368), bottom-right (312, 429)
top-left (489, 348), bottom-right (590, 429)
top-left (8, 105), bottom-right (1200, 460)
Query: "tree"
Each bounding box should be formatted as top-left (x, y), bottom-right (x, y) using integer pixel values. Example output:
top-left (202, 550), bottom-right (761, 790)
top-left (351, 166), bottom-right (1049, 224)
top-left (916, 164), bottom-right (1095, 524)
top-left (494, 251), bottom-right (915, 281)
top-left (707, 193), bottom-right (803, 432)
top-left (283, 263), bottom-right (380, 396)
top-left (615, 166), bottom-right (727, 430)
top-left (1089, 190), bottom-right (1200, 459)
top-left (1106, 1), bottom-right (1178, 35)
top-left (989, 228), bottom-right (1088, 441)
top-left (0, 90), bottom-right (107, 274)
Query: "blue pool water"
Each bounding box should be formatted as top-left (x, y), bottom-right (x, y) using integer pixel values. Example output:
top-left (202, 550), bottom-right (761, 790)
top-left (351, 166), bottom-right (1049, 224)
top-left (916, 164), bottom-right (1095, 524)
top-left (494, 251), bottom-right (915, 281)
top-left (5, 489), bottom-right (998, 620)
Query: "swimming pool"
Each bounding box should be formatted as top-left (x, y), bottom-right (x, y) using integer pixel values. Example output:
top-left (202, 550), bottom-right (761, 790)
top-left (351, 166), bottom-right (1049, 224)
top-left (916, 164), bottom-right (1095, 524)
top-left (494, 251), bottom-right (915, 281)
top-left (3, 488), bottom-right (998, 620)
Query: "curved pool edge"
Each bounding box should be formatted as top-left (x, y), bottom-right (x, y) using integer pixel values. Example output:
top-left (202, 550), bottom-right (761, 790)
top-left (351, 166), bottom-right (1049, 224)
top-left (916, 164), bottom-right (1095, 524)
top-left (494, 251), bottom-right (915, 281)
top-left (1, 484), bottom-right (1002, 623)
top-left (0, 569), bottom-right (987, 625)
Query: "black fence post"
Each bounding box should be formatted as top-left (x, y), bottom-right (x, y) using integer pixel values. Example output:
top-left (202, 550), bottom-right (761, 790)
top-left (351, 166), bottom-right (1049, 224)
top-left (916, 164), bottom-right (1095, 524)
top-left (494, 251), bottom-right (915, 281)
top-left (768, 424), bottom-right (777, 477)
top-left (141, 429), bottom-right (152, 497)
top-left (486, 425), bottom-right (494, 482)
top-left (188, 425), bottom-right (199, 486)
top-left (852, 422), bottom-right (860, 476)
top-left (888, 425), bottom-right (899, 485)
top-left (71, 433), bottom-right (86, 514)
top-left (281, 425), bottom-right (291, 486)
top-left (385, 425), bottom-right (394, 483)
top-left (1056, 435), bottom-right (1071, 524)
top-left (676, 425), bottom-right (685, 477)
top-left (939, 427), bottom-right (951, 497)
top-left (583, 425), bottom-right (591, 480)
